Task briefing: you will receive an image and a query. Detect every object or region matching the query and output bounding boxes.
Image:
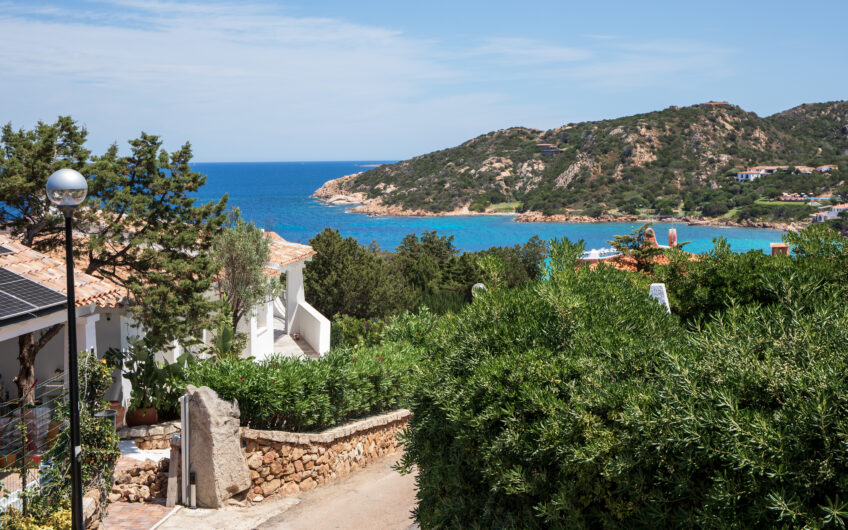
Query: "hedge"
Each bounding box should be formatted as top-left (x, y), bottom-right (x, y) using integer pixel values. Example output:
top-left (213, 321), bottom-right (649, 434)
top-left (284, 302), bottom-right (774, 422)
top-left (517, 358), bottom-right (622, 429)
top-left (398, 233), bottom-right (848, 528)
top-left (182, 342), bottom-right (420, 432)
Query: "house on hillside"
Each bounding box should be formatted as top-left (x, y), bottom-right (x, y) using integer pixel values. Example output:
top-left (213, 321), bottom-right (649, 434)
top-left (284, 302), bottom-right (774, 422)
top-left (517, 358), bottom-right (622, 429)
top-left (736, 164), bottom-right (827, 182)
top-left (736, 169), bottom-right (766, 182)
top-left (811, 203), bottom-right (848, 223)
top-left (0, 230), bottom-right (330, 402)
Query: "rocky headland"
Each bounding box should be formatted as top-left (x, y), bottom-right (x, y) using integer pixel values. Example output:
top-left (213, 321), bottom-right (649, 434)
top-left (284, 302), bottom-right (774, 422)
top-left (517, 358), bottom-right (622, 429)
top-left (313, 175), bottom-right (803, 230)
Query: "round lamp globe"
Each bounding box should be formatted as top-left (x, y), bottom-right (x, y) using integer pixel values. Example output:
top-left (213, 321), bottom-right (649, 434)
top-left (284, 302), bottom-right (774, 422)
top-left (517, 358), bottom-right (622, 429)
top-left (46, 168), bottom-right (88, 211)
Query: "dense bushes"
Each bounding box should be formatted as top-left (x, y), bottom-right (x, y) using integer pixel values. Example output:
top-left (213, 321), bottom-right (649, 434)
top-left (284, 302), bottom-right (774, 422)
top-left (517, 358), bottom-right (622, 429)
top-left (182, 343), bottom-right (420, 432)
top-left (305, 228), bottom-right (547, 321)
top-left (400, 230), bottom-right (848, 528)
top-left (304, 228), bottom-right (414, 320)
top-left (400, 241), bottom-right (682, 527)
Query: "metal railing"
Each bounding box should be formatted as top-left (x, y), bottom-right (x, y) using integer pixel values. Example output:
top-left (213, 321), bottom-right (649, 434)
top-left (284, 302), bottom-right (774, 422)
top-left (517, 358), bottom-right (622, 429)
top-left (0, 374), bottom-right (68, 513)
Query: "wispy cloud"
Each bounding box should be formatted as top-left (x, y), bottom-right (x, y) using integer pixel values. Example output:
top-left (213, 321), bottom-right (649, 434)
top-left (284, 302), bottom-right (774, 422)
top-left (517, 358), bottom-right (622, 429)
top-left (0, 1), bottom-right (735, 160)
top-left (472, 37), bottom-right (592, 65)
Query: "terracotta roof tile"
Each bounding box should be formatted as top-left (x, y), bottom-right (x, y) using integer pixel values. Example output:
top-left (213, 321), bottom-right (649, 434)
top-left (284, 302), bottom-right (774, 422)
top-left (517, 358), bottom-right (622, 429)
top-left (0, 235), bottom-right (126, 308)
top-left (264, 231), bottom-right (316, 270)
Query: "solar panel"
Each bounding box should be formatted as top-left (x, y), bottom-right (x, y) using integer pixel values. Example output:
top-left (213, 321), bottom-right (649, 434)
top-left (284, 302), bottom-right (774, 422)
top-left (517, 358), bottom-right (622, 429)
top-left (0, 267), bottom-right (66, 321)
top-left (0, 245), bottom-right (12, 255)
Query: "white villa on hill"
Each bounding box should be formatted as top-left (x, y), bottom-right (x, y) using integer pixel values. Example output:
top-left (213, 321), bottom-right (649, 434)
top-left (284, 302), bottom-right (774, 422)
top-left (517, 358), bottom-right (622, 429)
top-left (0, 231), bottom-right (329, 403)
top-left (736, 164), bottom-right (837, 183)
top-left (811, 203), bottom-right (848, 223)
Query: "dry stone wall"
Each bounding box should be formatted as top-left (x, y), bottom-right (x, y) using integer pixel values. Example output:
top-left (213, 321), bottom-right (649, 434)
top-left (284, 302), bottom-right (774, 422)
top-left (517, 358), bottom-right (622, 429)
top-left (110, 409), bottom-right (411, 504)
top-left (117, 421), bottom-right (180, 450)
top-left (109, 458), bottom-right (170, 503)
top-left (241, 409), bottom-right (410, 502)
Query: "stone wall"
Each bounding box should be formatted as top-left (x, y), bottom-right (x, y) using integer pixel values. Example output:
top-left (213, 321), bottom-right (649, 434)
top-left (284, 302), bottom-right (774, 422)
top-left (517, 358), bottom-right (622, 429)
top-left (110, 409), bottom-right (411, 504)
top-left (241, 409), bottom-right (410, 502)
top-left (110, 458), bottom-right (170, 503)
top-left (117, 421), bottom-right (180, 450)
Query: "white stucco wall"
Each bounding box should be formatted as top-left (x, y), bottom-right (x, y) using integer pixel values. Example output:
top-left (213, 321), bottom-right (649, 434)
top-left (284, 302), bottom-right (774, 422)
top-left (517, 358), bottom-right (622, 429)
top-left (245, 298), bottom-right (275, 359)
top-left (284, 262), bottom-right (306, 336)
top-left (0, 329), bottom-right (65, 401)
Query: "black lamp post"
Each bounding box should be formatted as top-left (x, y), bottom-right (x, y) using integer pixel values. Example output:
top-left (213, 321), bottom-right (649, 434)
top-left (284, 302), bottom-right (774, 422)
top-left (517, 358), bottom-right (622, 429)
top-left (46, 168), bottom-right (88, 530)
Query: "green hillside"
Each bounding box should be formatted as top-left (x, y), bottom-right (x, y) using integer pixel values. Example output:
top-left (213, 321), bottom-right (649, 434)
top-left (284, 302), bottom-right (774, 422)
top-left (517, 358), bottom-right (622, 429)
top-left (332, 101), bottom-right (848, 219)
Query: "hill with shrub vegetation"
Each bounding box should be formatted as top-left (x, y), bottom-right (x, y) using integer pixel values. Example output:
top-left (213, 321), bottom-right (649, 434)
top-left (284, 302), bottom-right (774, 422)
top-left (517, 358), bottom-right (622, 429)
top-left (315, 101), bottom-right (848, 223)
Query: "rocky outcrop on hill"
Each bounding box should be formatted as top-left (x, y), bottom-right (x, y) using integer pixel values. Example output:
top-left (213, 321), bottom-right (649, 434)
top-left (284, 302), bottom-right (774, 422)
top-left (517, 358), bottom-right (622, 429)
top-left (314, 100), bottom-right (848, 221)
top-left (312, 173), bottom-right (370, 205)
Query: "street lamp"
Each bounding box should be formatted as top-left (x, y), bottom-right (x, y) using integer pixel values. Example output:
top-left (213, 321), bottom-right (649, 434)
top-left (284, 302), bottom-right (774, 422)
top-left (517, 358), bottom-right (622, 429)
top-left (46, 168), bottom-right (87, 530)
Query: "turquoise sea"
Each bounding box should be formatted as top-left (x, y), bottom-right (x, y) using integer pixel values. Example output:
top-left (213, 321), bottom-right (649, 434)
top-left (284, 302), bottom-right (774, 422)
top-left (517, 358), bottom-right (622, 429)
top-left (192, 161), bottom-right (785, 254)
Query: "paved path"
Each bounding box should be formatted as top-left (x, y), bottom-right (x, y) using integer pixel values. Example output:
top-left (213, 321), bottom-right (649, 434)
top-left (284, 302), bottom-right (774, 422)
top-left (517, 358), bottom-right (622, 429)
top-left (158, 452), bottom-right (417, 530)
top-left (102, 500), bottom-right (178, 529)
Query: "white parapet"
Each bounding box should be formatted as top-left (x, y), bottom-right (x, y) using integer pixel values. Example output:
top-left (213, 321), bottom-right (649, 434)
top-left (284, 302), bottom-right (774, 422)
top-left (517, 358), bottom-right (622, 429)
top-left (290, 301), bottom-right (331, 355)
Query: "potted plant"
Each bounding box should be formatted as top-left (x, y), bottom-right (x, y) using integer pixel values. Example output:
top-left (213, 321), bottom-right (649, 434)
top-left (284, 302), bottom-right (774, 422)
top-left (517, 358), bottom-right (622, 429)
top-left (106, 343), bottom-right (164, 426)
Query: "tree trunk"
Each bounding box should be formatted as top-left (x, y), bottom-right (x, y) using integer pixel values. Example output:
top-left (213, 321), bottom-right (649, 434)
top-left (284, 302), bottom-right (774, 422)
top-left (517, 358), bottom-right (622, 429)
top-left (14, 324), bottom-right (64, 405)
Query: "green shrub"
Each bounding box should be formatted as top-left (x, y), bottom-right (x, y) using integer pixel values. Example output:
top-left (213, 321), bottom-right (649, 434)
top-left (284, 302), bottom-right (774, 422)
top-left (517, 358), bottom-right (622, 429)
top-left (183, 342), bottom-right (420, 432)
top-left (400, 252), bottom-right (681, 527)
top-left (400, 232), bottom-right (848, 527)
top-left (330, 314), bottom-right (386, 349)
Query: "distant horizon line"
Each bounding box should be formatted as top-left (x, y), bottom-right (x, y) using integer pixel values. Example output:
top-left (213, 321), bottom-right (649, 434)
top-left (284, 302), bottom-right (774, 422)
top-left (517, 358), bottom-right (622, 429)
top-left (193, 159), bottom-right (399, 164)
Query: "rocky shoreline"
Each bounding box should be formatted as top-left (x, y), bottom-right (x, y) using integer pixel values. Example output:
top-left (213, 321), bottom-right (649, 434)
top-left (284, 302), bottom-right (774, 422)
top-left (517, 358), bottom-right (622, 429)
top-left (312, 175), bottom-right (802, 231)
top-left (513, 211), bottom-right (803, 231)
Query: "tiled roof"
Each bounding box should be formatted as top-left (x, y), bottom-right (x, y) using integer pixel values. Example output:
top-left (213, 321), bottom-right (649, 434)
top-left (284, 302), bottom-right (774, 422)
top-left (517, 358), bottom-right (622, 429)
top-left (0, 235), bottom-right (126, 308)
top-left (264, 231), bottom-right (316, 270)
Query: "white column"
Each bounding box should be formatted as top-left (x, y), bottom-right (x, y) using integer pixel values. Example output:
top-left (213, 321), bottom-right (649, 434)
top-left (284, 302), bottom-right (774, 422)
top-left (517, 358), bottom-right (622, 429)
top-left (285, 263), bottom-right (305, 334)
top-left (118, 315), bottom-right (134, 407)
top-left (75, 314), bottom-right (100, 356)
top-left (248, 311), bottom-right (259, 356)
top-left (63, 314), bottom-right (99, 387)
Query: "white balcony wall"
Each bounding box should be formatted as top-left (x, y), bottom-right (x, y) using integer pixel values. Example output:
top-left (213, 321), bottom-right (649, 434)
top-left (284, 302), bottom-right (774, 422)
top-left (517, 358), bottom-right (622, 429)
top-left (246, 298), bottom-right (275, 360)
top-left (290, 300), bottom-right (330, 355)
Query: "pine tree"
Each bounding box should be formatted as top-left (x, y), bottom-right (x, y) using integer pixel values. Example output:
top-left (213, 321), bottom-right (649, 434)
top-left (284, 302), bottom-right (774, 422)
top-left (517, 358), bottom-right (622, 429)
top-left (609, 223), bottom-right (664, 272)
top-left (84, 133), bottom-right (228, 351)
top-left (0, 117), bottom-right (89, 401)
top-left (0, 116), bottom-right (90, 248)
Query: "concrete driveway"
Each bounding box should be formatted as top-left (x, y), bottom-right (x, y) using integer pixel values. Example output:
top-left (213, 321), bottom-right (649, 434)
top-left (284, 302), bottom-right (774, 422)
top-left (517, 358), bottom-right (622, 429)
top-left (158, 452), bottom-right (417, 530)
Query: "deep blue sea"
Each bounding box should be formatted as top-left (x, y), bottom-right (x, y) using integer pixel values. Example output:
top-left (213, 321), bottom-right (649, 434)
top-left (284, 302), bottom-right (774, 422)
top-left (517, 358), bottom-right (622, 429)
top-left (192, 161), bottom-right (785, 254)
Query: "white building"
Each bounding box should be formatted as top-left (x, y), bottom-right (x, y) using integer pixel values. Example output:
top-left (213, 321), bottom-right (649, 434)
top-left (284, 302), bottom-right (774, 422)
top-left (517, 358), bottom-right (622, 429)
top-left (735, 169), bottom-right (764, 182)
top-left (811, 203), bottom-right (848, 223)
top-left (233, 231), bottom-right (330, 360)
top-left (0, 231), bottom-right (330, 403)
top-left (0, 235), bottom-right (130, 402)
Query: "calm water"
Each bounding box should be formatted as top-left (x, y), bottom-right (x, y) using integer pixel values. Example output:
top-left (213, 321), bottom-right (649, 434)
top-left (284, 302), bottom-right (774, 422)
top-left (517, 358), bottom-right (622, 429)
top-left (192, 161), bottom-right (785, 254)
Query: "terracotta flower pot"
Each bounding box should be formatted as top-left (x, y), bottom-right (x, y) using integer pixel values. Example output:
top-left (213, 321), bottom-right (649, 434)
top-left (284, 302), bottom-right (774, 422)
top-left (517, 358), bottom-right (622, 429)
top-left (126, 407), bottom-right (158, 427)
top-left (109, 401), bottom-right (126, 429)
top-left (0, 454), bottom-right (17, 468)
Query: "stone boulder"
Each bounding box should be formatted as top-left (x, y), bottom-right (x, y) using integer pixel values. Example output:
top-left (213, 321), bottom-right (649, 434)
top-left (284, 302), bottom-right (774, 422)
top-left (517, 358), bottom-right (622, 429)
top-left (186, 385), bottom-right (252, 508)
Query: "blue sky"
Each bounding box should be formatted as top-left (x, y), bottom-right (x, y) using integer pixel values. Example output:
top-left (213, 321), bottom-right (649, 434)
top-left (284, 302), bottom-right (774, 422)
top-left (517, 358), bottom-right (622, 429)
top-left (1, 0), bottom-right (845, 161)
